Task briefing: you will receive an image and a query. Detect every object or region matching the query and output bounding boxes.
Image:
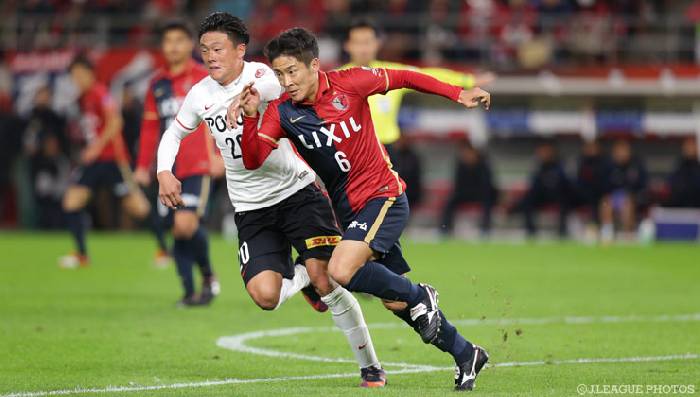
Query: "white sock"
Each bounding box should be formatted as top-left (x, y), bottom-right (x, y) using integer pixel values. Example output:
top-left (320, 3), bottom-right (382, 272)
top-left (321, 286), bottom-right (380, 369)
top-left (275, 264), bottom-right (310, 310)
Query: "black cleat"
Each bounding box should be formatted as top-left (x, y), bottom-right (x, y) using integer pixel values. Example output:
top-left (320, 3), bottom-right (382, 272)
top-left (176, 294), bottom-right (203, 308)
top-left (360, 365), bottom-right (386, 388)
top-left (409, 283), bottom-right (441, 343)
top-left (198, 275), bottom-right (221, 306)
top-left (455, 345), bottom-right (489, 391)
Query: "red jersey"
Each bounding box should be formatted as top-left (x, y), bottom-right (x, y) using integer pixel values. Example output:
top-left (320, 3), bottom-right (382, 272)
top-left (78, 83), bottom-right (129, 162)
top-left (242, 67), bottom-right (462, 220)
top-left (138, 60), bottom-right (211, 179)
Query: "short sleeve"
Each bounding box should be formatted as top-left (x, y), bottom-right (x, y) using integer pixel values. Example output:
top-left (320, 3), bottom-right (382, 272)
top-left (253, 64), bottom-right (283, 102)
top-left (174, 86), bottom-right (203, 131)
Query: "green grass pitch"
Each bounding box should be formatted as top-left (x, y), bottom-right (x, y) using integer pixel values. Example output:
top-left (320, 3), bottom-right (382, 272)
top-left (1, 232), bottom-right (699, 396)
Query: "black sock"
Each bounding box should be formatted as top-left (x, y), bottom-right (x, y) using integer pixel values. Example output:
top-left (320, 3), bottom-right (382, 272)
top-left (65, 210), bottom-right (87, 256)
top-left (433, 310), bottom-right (474, 365)
top-left (173, 238), bottom-right (195, 297)
top-left (191, 226), bottom-right (212, 278)
top-left (147, 209), bottom-right (168, 252)
top-left (394, 308), bottom-right (474, 364)
top-left (345, 261), bottom-right (424, 306)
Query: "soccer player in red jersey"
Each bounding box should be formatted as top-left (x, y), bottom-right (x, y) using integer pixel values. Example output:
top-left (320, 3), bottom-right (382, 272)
top-left (237, 28), bottom-right (491, 391)
top-left (60, 55), bottom-right (150, 269)
top-left (135, 20), bottom-right (221, 306)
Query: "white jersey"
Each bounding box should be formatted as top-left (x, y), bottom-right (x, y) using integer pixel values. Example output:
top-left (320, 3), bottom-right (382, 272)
top-left (157, 61), bottom-right (315, 212)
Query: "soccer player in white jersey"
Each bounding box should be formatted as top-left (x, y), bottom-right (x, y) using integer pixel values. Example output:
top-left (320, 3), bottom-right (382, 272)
top-left (155, 13), bottom-right (386, 387)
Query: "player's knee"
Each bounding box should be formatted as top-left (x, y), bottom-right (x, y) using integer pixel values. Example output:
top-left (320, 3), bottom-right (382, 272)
top-left (124, 192), bottom-right (150, 220)
top-left (172, 213), bottom-right (198, 239)
top-left (247, 286), bottom-right (279, 311)
top-left (327, 259), bottom-right (356, 286)
top-left (62, 187), bottom-right (89, 211)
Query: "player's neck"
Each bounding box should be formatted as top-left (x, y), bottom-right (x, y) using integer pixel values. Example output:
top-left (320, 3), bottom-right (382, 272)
top-left (168, 60), bottom-right (188, 76)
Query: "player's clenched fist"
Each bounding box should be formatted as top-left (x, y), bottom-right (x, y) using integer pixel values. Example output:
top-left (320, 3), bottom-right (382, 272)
top-left (157, 170), bottom-right (184, 209)
top-left (458, 87), bottom-right (491, 110)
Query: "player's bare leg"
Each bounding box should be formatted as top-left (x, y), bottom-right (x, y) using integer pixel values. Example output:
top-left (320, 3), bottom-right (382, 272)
top-left (246, 268), bottom-right (309, 310)
top-left (59, 186), bottom-right (92, 268)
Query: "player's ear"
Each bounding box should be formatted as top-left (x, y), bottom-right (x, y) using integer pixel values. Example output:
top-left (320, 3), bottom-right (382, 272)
top-left (310, 58), bottom-right (320, 73)
top-left (236, 43), bottom-right (246, 58)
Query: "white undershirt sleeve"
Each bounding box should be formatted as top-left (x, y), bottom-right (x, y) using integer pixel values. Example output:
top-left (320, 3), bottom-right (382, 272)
top-left (156, 89), bottom-right (202, 173)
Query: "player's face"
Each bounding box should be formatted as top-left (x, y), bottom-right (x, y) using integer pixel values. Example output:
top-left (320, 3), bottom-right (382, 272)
top-left (200, 31), bottom-right (245, 85)
top-left (162, 29), bottom-right (194, 67)
top-left (69, 65), bottom-right (95, 93)
top-left (344, 27), bottom-right (380, 66)
top-left (272, 55), bottom-right (320, 103)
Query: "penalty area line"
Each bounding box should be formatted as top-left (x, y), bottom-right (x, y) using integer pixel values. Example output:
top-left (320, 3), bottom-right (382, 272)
top-left (2, 353), bottom-right (697, 397)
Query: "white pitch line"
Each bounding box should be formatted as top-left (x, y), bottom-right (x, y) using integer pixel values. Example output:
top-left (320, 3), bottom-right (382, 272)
top-left (2, 354), bottom-right (697, 397)
top-left (5, 312), bottom-right (700, 397)
top-left (216, 312), bottom-right (700, 367)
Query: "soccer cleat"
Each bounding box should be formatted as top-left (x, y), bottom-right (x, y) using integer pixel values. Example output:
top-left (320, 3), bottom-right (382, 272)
top-left (409, 283), bottom-right (441, 343)
top-left (455, 345), bottom-right (489, 391)
top-left (360, 365), bottom-right (386, 388)
top-left (58, 253), bottom-right (90, 269)
top-left (198, 275), bottom-right (221, 305)
top-left (301, 284), bottom-right (328, 312)
top-left (176, 294), bottom-right (203, 308)
top-left (153, 249), bottom-right (172, 269)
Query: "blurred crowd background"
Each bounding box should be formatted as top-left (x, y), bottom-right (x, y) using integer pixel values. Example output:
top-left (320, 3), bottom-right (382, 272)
top-left (1, 0), bottom-right (700, 242)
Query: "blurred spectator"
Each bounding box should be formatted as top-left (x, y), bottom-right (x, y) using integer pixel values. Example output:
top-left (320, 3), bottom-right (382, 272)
top-left (510, 141), bottom-right (571, 237)
top-left (600, 139), bottom-right (648, 241)
top-left (566, 0), bottom-right (618, 64)
top-left (23, 86), bottom-right (68, 157)
top-left (440, 140), bottom-right (497, 237)
top-left (666, 137), bottom-right (700, 208)
top-left (29, 132), bottom-right (70, 229)
top-left (573, 139), bottom-right (611, 224)
top-left (23, 86), bottom-right (70, 228)
top-left (392, 136), bottom-right (423, 209)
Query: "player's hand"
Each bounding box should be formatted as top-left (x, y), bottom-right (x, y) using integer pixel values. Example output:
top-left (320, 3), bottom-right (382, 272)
top-left (239, 82), bottom-right (261, 117)
top-left (227, 96), bottom-right (243, 129)
top-left (133, 167), bottom-right (151, 186)
top-left (458, 87), bottom-right (491, 110)
top-left (157, 171), bottom-right (184, 209)
top-left (80, 144), bottom-right (101, 164)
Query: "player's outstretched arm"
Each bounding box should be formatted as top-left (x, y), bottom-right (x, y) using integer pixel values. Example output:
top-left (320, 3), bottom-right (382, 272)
top-left (237, 83), bottom-right (284, 170)
top-left (386, 68), bottom-right (491, 110)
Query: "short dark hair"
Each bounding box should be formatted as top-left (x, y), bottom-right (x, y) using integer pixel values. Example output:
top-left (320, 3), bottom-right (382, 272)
top-left (198, 12), bottom-right (249, 45)
top-left (346, 18), bottom-right (382, 40)
top-left (160, 19), bottom-right (193, 40)
top-left (264, 28), bottom-right (319, 65)
top-left (68, 53), bottom-right (94, 72)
